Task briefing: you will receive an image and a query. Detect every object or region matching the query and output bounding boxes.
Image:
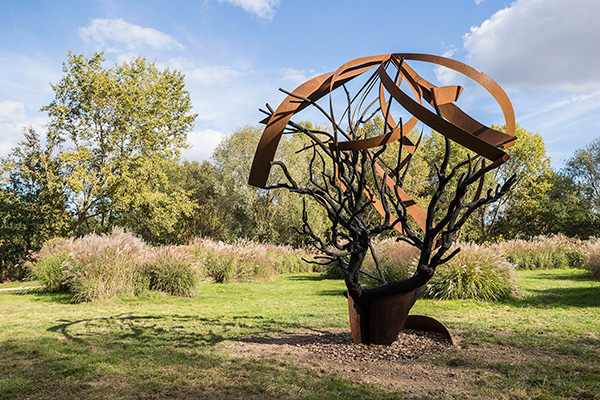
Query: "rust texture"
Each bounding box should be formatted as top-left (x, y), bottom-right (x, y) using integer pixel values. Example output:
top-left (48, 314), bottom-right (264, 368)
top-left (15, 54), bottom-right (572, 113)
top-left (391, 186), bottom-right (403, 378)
top-left (249, 53), bottom-right (515, 345)
top-left (249, 53), bottom-right (516, 235)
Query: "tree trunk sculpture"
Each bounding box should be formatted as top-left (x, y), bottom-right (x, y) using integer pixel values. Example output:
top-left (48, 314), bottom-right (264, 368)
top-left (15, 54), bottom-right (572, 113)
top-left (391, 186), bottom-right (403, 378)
top-left (248, 53), bottom-right (517, 344)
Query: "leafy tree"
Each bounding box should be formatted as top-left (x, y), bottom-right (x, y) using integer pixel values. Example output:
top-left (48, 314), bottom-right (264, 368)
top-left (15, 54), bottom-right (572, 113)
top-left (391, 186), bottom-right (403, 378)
top-left (1, 128), bottom-right (71, 279)
top-left (517, 137), bottom-right (600, 239)
top-left (564, 137), bottom-right (600, 211)
top-left (498, 171), bottom-right (600, 239)
top-left (119, 159), bottom-right (195, 244)
top-left (212, 125), bottom-right (328, 245)
top-left (4, 52), bottom-right (196, 241)
top-left (171, 160), bottom-right (227, 241)
top-left (449, 125), bottom-right (551, 242)
top-left (211, 125), bottom-right (269, 242)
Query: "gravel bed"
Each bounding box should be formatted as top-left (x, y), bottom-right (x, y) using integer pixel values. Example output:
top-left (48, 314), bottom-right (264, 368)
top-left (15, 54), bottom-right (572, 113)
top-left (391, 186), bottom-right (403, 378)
top-left (288, 329), bottom-right (453, 362)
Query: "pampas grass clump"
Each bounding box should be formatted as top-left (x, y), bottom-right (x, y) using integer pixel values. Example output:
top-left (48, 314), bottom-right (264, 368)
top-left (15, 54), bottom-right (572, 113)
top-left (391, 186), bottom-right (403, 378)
top-left (31, 228), bottom-right (195, 301)
top-left (188, 237), bottom-right (315, 283)
top-left (497, 234), bottom-right (585, 270)
top-left (144, 246), bottom-right (198, 296)
top-left (30, 230), bottom-right (316, 299)
top-left (45, 228), bottom-right (147, 302)
top-left (422, 243), bottom-right (518, 301)
top-left (584, 238), bottom-right (600, 279)
top-left (359, 239), bottom-right (419, 286)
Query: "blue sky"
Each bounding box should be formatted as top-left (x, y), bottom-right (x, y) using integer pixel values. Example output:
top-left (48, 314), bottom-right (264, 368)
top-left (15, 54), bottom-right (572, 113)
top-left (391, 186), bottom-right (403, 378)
top-left (1, 0), bottom-right (599, 168)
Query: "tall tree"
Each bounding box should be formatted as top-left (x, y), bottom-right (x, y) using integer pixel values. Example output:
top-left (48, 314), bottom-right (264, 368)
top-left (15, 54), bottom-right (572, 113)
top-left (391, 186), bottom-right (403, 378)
top-left (456, 125), bottom-right (551, 242)
top-left (1, 128), bottom-right (71, 279)
top-left (4, 52), bottom-right (197, 239)
top-left (212, 125), bottom-right (328, 245)
top-left (495, 171), bottom-right (599, 239)
top-left (564, 137), bottom-right (600, 211)
top-left (170, 160), bottom-right (227, 241)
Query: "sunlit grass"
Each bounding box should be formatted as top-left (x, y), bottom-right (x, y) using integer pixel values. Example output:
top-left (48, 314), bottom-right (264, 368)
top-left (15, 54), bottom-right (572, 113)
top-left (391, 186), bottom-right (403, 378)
top-left (1, 269), bottom-right (599, 399)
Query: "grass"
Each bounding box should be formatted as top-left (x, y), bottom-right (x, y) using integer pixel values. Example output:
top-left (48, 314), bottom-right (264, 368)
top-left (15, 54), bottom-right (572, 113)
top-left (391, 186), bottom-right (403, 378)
top-left (1, 269), bottom-right (600, 399)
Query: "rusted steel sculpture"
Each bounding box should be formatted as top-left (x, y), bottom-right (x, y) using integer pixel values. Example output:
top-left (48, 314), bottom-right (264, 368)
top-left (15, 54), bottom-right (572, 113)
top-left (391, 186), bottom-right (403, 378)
top-left (249, 53), bottom-right (517, 345)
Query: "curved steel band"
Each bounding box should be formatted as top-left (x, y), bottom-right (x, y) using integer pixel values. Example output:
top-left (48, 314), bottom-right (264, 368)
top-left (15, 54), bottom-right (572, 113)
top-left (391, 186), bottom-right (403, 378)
top-left (248, 53), bottom-right (516, 235)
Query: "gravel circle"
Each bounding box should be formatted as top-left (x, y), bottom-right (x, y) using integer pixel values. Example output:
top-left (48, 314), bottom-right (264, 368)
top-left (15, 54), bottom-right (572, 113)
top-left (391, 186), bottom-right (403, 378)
top-left (270, 329), bottom-right (453, 363)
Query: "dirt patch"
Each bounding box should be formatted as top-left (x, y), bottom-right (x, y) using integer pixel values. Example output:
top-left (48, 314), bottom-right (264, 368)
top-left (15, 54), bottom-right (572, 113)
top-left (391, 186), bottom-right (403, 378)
top-left (219, 328), bottom-right (554, 399)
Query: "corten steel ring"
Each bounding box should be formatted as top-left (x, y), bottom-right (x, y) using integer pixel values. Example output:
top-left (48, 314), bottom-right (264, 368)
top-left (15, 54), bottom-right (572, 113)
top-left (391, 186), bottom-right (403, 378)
top-left (248, 53), bottom-right (517, 234)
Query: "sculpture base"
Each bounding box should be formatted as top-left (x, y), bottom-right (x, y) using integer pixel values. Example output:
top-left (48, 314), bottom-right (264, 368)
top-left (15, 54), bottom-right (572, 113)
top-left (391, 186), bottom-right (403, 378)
top-left (347, 293), bottom-right (454, 345)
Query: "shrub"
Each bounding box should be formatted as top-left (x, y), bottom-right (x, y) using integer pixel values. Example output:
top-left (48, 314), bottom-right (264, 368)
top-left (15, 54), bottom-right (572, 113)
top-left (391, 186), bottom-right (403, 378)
top-left (422, 243), bottom-right (518, 301)
top-left (188, 237), bottom-right (314, 283)
top-left (323, 260), bottom-right (345, 279)
top-left (28, 253), bottom-right (72, 293)
top-left (203, 252), bottom-right (237, 283)
top-left (144, 246), bottom-right (198, 296)
top-left (584, 238), bottom-right (600, 279)
top-left (30, 228), bottom-right (147, 302)
top-left (497, 234), bottom-right (585, 270)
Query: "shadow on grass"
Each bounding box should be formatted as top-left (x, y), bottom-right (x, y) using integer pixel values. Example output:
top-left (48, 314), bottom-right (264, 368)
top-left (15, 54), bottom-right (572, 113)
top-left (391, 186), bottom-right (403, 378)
top-left (507, 269), bottom-right (600, 308)
top-left (316, 289), bottom-right (345, 297)
top-left (0, 313), bottom-right (402, 400)
top-left (286, 274), bottom-right (329, 282)
top-left (12, 289), bottom-right (74, 304)
top-left (46, 313), bottom-right (309, 348)
top-left (519, 285), bottom-right (600, 308)
top-left (526, 270), bottom-right (595, 282)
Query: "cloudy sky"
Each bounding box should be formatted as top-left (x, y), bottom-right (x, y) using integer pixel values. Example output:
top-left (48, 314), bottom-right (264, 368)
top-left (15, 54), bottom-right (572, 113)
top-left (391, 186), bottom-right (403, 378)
top-left (1, 0), bottom-right (599, 168)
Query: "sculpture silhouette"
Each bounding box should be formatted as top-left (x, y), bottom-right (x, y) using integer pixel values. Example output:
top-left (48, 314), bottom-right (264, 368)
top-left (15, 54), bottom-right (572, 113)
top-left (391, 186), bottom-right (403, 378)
top-left (249, 53), bottom-right (517, 345)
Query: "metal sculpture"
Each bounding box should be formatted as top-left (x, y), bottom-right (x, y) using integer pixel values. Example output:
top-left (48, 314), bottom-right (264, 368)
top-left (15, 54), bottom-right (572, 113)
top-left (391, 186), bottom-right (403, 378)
top-left (249, 53), bottom-right (517, 345)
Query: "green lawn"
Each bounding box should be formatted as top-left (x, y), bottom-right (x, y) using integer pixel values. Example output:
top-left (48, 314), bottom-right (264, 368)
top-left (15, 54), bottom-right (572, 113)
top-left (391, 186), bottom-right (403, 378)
top-left (1, 269), bottom-right (599, 399)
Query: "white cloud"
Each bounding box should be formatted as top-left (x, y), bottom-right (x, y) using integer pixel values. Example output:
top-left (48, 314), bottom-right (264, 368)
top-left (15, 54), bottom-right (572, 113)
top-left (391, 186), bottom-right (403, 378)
top-left (518, 90), bottom-right (600, 137)
top-left (519, 91), bottom-right (600, 122)
top-left (0, 100), bottom-right (26, 123)
top-left (79, 19), bottom-right (183, 51)
top-left (186, 66), bottom-right (243, 86)
top-left (463, 0), bottom-right (600, 93)
top-left (278, 67), bottom-right (321, 87)
top-left (166, 58), bottom-right (244, 86)
top-left (0, 100), bottom-right (25, 157)
top-left (181, 129), bottom-right (226, 161)
top-left (0, 101), bottom-right (26, 156)
top-left (218, 0), bottom-right (280, 20)
top-left (474, 0), bottom-right (485, 4)
top-left (0, 54), bottom-right (60, 99)
top-left (433, 47), bottom-right (460, 85)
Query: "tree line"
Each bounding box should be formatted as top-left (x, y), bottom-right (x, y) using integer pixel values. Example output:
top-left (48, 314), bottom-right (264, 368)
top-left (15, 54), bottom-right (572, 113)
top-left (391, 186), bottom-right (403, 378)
top-left (1, 52), bottom-right (599, 280)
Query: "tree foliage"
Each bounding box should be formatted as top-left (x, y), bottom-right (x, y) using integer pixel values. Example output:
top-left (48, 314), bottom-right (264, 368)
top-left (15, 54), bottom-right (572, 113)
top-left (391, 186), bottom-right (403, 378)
top-left (525, 171), bottom-right (599, 238)
top-left (3, 52), bottom-right (196, 240)
top-left (1, 52), bottom-right (197, 277)
top-left (39, 52), bottom-right (197, 236)
top-left (564, 137), bottom-right (600, 211)
top-left (210, 125), bottom-right (328, 246)
top-left (0, 128), bottom-right (71, 279)
top-left (457, 125), bottom-right (551, 242)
